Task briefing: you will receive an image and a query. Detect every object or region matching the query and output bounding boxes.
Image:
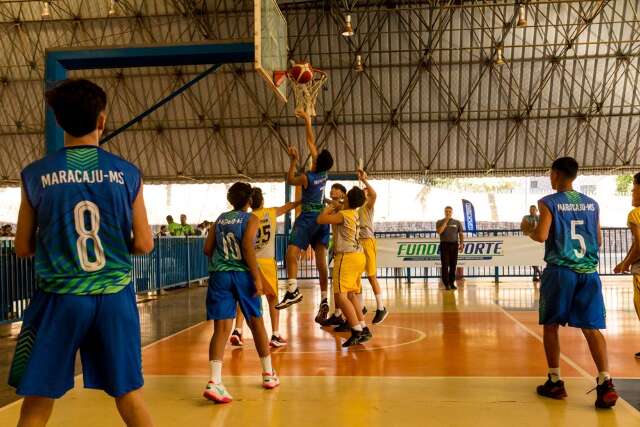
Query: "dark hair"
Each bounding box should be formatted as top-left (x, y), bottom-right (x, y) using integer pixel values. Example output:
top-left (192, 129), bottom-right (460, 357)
top-left (530, 205), bottom-right (537, 209)
top-left (315, 149), bottom-right (334, 173)
top-left (227, 182), bottom-right (253, 210)
top-left (445, 206), bottom-right (453, 210)
top-left (160, 225), bottom-right (167, 230)
top-left (45, 79), bottom-right (107, 137)
top-left (251, 187), bottom-right (264, 210)
top-left (634, 172), bottom-right (640, 186)
top-left (166, 215), bottom-right (173, 221)
top-left (347, 187), bottom-right (366, 209)
top-left (551, 157), bottom-right (579, 180)
top-left (331, 183), bottom-right (347, 194)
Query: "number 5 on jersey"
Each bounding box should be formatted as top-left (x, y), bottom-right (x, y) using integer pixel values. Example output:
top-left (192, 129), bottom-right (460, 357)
top-left (571, 220), bottom-right (586, 259)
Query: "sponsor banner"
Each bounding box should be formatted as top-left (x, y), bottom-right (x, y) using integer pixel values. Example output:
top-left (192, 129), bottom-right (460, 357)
top-left (377, 236), bottom-right (544, 268)
top-left (462, 199), bottom-right (477, 235)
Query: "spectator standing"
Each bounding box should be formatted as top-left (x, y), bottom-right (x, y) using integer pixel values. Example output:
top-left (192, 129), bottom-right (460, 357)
top-left (167, 215), bottom-right (182, 236)
top-left (436, 206), bottom-right (464, 290)
top-left (180, 214), bottom-right (195, 236)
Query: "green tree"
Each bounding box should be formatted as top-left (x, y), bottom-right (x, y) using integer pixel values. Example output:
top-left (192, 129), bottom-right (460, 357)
top-left (616, 175), bottom-right (633, 195)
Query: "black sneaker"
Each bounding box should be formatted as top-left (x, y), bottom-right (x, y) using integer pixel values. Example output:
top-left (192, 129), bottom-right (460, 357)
top-left (321, 313), bottom-right (343, 326)
top-left (635, 351), bottom-right (640, 359)
top-left (450, 284), bottom-right (457, 290)
top-left (229, 330), bottom-right (243, 347)
top-left (275, 288), bottom-right (303, 310)
top-left (536, 375), bottom-right (567, 399)
top-left (594, 378), bottom-right (618, 409)
top-left (334, 321), bottom-right (350, 332)
top-left (372, 308), bottom-right (388, 325)
top-left (315, 299), bottom-right (330, 324)
top-left (359, 327), bottom-right (373, 343)
top-left (342, 330), bottom-right (363, 347)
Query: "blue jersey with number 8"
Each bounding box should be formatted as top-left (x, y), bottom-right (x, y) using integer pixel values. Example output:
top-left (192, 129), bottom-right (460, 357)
top-left (21, 146), bottom-right (141, 295)
top-left (539, 190), bottom-right (600, 273)
top-left (209, 210), bottom-right (251, 272)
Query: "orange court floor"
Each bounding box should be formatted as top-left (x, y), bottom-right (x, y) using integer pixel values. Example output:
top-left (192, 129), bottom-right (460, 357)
top-left (1, 278), bottom-right (640, 426)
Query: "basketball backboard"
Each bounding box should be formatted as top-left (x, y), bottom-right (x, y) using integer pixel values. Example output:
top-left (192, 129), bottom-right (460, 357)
top-left (254, 0), bottom-right (288, 103)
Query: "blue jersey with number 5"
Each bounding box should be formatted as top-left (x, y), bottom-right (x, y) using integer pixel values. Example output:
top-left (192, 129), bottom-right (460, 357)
top-left (209, 210), bottom-right (251, 272)
top-left (540, 190), bottom-right (599, 273)
top-left (21, 145), bottom-right (141, 295)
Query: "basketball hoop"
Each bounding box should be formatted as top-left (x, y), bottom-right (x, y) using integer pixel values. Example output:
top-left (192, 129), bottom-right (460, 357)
top-left (276, 64), bottom-right (327, 117)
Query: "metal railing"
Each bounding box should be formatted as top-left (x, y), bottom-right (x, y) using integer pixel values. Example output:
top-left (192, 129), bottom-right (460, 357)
top-left (275, 228), bottom-right (633, 281)
top-left (0, 237), bottom-right (208, 323)
top-left (0, 228), bottom-right (634, 323)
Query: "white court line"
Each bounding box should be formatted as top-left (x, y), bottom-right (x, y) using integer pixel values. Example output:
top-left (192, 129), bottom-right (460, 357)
top-left (498, 305), bottom-right (640, 419)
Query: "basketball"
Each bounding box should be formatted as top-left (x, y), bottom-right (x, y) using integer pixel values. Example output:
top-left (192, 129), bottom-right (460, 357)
top-left (289, 62), bottom-right (314, 84)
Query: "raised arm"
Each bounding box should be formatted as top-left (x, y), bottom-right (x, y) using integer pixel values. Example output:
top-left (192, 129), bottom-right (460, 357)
top-left (285, 145), bottom-right (308, 188)
top-left (131, 183), bottom-right (154, 254)
top-left (14, 188), bottom-right (37, 257)
top-left (275, 200), bottom-right (302, 217)
top-left (242, 215), bottom-right (263, 295)
top-left (317, 204), bottom-right (345, 225)
top-left (357, 168), bottom-right (377, 208)
top-left (530, 201), bottom-right (552, 243)
top-left (297, 110), bottom-right (318, 165)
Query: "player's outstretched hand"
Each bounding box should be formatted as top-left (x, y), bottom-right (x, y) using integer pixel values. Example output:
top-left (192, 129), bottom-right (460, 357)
top-left (357, 168), bottom-right (367, 181)
top-left (295, 109), bottom-right (311, 122)
top-left (288, 145), bottom-right (299, 161)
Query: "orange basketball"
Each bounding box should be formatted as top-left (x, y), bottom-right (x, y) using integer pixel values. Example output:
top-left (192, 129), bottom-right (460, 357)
top-left (290, 63), bottom-right (314, 84)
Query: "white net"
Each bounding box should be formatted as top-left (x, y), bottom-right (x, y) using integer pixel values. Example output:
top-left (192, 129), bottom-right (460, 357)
top-left (289, 70), bottom-right (328, 117)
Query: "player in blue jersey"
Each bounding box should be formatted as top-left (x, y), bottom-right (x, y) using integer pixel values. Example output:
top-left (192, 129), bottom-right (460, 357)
top-left (203, 182), bottom-right (279, 404)
top-left (275, 111), bottom-right (334, 324)
top-left (529, 157), bottom-right (618, 409)
top-left (10, 79), bottom-right (154, 426)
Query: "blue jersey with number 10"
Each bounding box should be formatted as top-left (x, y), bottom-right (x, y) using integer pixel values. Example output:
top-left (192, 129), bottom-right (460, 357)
top-left (21, 145), bottom-right (141, 295)
top-left (540, 190), bottom-right (600, 273)
top-left (209, 210), bottom-right (251, 272)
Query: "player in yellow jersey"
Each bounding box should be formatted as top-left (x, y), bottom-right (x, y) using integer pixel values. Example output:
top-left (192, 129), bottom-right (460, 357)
top-left (317, 187), bottom-right (371, 347)
top-left (614, 172), bottom-right (640, 359)
top-left (229, 188), bottom-right (301, 348)
top-left (356, 168), bottom-right (388, 324)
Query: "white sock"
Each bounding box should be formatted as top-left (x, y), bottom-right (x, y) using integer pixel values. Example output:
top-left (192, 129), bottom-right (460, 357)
top-left (598, 371), bottom-right (610, 385)
top-left (321, 291), bottom-right (328, 301)
top-left (352, 324), bottom-right (363, 332)
top-left (273, 331), bottom-right (280, 338)
top-left (260, 355), bottom-right (273, 374)
top-left (335, 308), bottom-right (342, 317)
top-left (360, 320), bottom-right (366, 328)
top-left (375, 293), bottom-right (384, 310)
top-left (210, 360), bottom-right (222, 384)
top-left (548, 367), bottom-right (561, 383)
top-left (287, 279), bottom-right (297, 293)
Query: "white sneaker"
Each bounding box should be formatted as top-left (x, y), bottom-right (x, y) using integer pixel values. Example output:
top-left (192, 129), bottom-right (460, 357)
top-left (262, 371), bottom-right (280, 390)
top-left (203, 381), bottom-right (233, 403)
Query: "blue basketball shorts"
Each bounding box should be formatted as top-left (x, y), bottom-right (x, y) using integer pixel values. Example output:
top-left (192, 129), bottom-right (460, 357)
top-left (206, 271), bottom-right (263, 320)
top-left (539, 264), bottom-right (606, 329)
top-left (9, 284), bottom-right (143, 398)
top-left (289, 211), bottom-right (330, 250)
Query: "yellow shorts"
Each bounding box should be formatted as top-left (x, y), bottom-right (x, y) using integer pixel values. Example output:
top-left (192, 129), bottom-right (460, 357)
top-left (333, 252), bottom-right (366, 294)
top-left (258, 258), bottom-right (278, 297)
top-left (361, 238), bottom-right (377, 277)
